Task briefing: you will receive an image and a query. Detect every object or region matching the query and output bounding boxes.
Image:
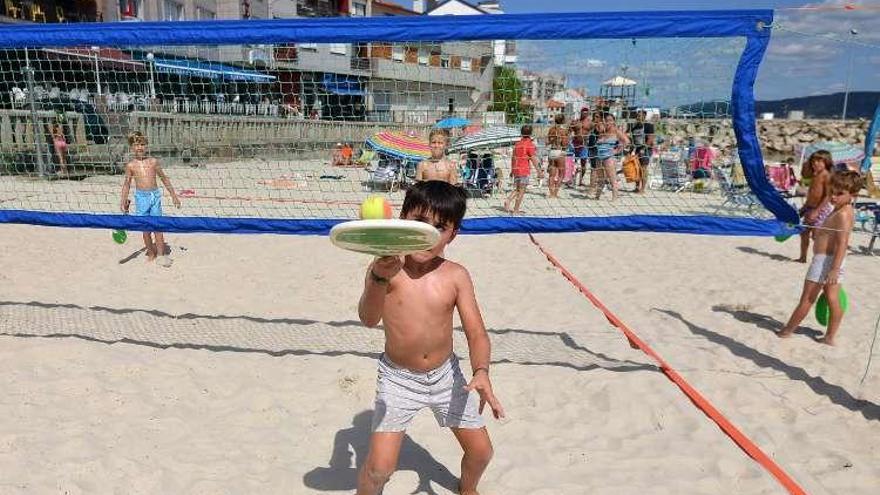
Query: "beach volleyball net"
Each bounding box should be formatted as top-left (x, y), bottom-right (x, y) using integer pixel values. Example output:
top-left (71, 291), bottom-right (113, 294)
top-left (0, 10), bottom-right (796, 235)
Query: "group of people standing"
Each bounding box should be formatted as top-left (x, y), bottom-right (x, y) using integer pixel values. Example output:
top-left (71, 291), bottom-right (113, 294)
top-left (504, 107), bottom-right (656, 213)
top-left (362, 110), bottom-right (657, 216)
top-left (550, 107), bottom-right (656, 200)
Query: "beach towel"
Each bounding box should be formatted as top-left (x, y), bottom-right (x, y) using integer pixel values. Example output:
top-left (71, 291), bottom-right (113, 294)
top-left (564, 155), bottom-right (575, 184)
top-left (622, 153), bottom-right (641, 182)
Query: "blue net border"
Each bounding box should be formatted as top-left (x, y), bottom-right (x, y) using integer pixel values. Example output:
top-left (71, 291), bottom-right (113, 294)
top-left (0, 210), bottom-right (795, 237)
top-left (0, 9), bottom-right (799, 234)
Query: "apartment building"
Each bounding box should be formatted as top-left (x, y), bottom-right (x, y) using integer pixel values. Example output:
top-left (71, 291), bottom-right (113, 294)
top-left (272, 0), bottom-right (494, 123)
top-left (421, 0), bottom-right (516, 67)
top-left (518, 70), bottom-right (565, 107)
top-left (1, 0), bottom-right (494, 123)
top-left (1, 0), bottom-right (106, 23)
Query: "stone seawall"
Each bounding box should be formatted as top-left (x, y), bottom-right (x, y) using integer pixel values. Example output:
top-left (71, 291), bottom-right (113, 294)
top-left (661, 119), bottom-right (871, 160)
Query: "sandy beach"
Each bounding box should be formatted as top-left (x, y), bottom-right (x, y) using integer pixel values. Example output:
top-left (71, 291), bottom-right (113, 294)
top-left (0, 222), bottom-right (878, 494)
top-left (0, 157), bottom-right (768, 220)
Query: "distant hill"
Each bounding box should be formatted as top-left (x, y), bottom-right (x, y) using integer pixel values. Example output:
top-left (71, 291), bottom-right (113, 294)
top-left (755, 92), bottom-right (880, 120)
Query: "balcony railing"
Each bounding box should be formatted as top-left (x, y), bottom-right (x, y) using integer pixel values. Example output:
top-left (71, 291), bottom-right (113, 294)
top-left (3, 1), bottom-right (101, 23)
top-left (274, 46), bottom-right (299, 64)
top-left (350, 57), bottom-right (370, 71)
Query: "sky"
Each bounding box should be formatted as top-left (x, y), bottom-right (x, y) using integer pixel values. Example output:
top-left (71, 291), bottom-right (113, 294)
top-left (384, 0), bottom-right (880, 106)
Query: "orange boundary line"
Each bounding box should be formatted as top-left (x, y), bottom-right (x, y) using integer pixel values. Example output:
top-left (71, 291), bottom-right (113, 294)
top-left (527, 233), bottom-right (807, 495)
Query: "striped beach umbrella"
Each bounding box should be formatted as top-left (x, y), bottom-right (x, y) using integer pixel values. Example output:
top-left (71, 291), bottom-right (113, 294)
top-left (802, 141), bottom-right (865, 164)
top-left (463, 124), bottom-right (483, 135)
top-left (365, 131), bottom-right (431, 162)
top-left (448, 126), bottom-right (521, 152)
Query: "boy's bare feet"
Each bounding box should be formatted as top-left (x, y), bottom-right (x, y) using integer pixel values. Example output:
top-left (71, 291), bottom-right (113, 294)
top-left (794, 257), bottom-right (807, 263)
top-left (459, 482), bottom-right (479, 495)
top-left (145, 251), bottom-right (157, 262)
top-left (818, 335), bottom-right (835, 346)
top-left (776, 328), bottom-right (794, 338)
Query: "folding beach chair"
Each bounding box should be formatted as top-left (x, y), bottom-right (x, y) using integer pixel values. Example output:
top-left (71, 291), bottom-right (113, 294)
top-left (713, 166), bottom-right (761, 214)
top-left (860, 205), bottom-right (879, 255)
top-left (765, 163), bottom-right (797, 197)
top-left (365, 156), bottom-right (403, 192)
top-left (461, 151), bottom-right (498, 198)
top-left (658, 149), bottom-right (690, 192)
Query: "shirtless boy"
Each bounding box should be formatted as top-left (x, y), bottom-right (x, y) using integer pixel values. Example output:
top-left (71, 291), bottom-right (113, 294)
top-left (779, 170), bottom-right (862, 345)
top-left (120, 131), bottom-right (181, 266)
top-left (357, 180), bottom-right (504, 495)
top-left (416, 129), bottom-right (459, 184)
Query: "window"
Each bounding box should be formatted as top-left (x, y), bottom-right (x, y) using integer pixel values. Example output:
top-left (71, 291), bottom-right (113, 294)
top-left (392, 45), bottom-right (404, 62)
top-left (120, 0), bottom-right (143, 20)
top-left (196, 7), bottom-right (215, 20)
top-left (330, 43), bottom-right (347, 55)
top-left (461, 57), bottom-right (472, 72)
top-left (440, 55), bottom-right (450, 68)
top-left (374, 91), bottom-right (391, 109)
top-left (162, 0), bottom-right (184, 21)
top-left (299, 42), bottom-right (318, 51)
top-left (418, 49), bottom-right (428, 66)
top-left (352, 2), bottom-right (367, 16)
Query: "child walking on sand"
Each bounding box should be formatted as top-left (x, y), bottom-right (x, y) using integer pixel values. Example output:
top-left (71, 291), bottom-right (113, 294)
top-left (51, 122), bottom-right (69, 176)
top-left (778, 170), bottom-right (863, 345)
top-left (120, 131), bottom-right (181, 267)
top-left (416, 129), bottom-right (459, 184)
top-left (796, 150), bottom-right (834, 262)
top-left (504, 125), bottom-right (543, 214)
top-left (356, 180), bottom-right (504, 495)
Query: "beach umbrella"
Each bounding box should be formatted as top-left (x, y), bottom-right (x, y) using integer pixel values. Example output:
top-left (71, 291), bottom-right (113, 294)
top-left (434, 116), bottom-right (470, 129)
top-left (365, 131), bottom-right (431, 162)
top-left (448, 126), bottom-right (521, 152)
top-left (801, 141), bottom-right (865, 164)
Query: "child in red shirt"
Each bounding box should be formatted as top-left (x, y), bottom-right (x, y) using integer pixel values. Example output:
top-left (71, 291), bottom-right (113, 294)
top-left (503, 125), bottom-right (543, 214)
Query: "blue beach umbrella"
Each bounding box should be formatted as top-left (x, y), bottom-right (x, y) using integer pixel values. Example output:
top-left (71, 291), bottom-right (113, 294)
top-left (434, 116), bottom-right (471, 129)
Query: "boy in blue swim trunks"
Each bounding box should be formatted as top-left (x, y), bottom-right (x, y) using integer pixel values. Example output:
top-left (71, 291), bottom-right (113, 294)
top-left (357, 181), bottom-right (504, 495)
top-left (120, 131), bottom-right (181, 266)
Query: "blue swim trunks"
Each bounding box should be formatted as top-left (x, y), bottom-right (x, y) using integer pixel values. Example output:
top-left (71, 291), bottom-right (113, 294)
top-left (134, 188), bottom-right (163, 217)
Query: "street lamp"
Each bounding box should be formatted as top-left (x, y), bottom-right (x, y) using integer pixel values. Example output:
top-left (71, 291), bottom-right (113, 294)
top-left (841, 28), bottom-right (858, 122)
top-left (146, 52), bottom-right (156, 100)
top-left (90, 46), bottom-right (101, 96)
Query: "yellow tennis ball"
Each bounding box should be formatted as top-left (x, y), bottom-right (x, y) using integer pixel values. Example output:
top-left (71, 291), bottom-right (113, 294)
top-left (360, 195), bottom-right (392, 220)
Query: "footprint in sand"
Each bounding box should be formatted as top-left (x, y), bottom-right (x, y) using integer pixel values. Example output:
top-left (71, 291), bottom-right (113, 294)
top-left (338, 375), bottom-right (359, 394)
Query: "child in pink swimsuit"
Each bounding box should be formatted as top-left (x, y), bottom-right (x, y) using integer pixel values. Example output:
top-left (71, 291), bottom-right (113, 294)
top-left (52, 123), bottom-right (69, 175)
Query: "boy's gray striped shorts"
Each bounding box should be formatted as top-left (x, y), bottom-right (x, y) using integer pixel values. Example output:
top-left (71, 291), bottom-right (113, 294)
top-left (371, 353), bottom-right (485, 432)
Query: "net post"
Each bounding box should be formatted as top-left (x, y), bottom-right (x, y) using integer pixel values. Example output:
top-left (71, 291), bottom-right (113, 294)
top-left (24, 48), bottom-right (48, 178)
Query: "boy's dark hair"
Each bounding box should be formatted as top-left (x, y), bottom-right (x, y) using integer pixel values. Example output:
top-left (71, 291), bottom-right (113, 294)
top-left (520, 124), bottom-right (532, 137)
top-left (401, 180), bottom-right (467, 230)
top-left (830, 170), bottom-right (864, 194)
